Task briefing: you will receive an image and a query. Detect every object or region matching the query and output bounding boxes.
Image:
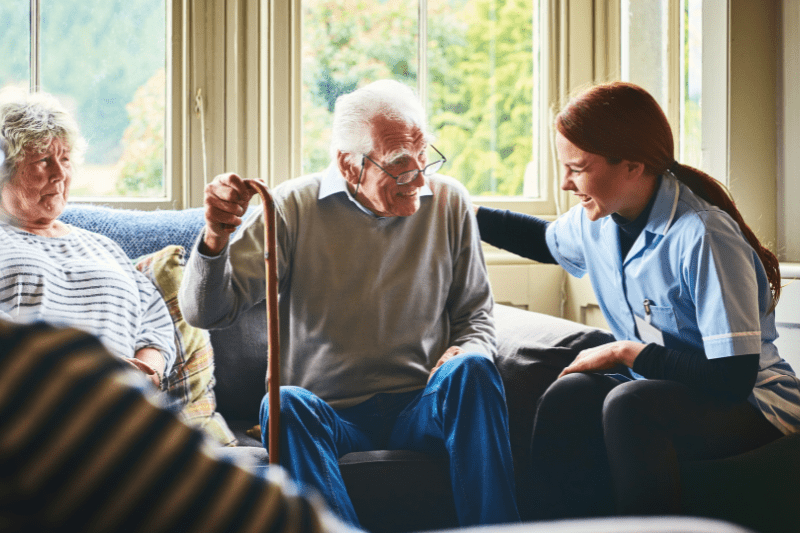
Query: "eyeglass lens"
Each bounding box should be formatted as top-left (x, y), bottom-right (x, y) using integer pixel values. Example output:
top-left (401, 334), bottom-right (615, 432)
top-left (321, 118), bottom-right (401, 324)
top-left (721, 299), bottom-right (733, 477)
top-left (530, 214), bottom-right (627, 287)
top-left (396, 159), bottom-right (445, 185)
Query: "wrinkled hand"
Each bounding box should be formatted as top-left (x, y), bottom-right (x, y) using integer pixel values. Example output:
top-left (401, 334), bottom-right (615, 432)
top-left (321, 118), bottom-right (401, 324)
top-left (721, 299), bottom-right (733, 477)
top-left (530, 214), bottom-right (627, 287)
top-left (123, 357), bottom-right (160, 387)
top-left (558, 340), bottom-right (646, 379)
top-left (201, 172), bottom-right (258, 256)
top-left (428, 346), bottom-right (465, 383)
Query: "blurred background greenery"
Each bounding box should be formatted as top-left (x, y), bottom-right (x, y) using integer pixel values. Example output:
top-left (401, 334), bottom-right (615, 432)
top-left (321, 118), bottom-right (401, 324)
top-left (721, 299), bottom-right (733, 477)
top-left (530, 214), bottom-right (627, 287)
top-left (1, 0), bottom-right (700, 199)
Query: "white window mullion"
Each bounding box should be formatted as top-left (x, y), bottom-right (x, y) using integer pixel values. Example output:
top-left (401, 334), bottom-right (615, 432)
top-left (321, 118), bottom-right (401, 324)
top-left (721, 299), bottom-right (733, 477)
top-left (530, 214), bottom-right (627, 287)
top-left (700, 0), bottom-right (727, 185)
top-left (29, 0), bottom-right (40, 90)
top-left (418, 0), bottom-right (428, 109)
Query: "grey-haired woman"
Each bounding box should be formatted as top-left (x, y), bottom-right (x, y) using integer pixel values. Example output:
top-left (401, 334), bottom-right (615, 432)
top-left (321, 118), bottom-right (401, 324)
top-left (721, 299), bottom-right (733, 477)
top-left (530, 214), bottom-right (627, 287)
top-left (0, 87), bottom-right (175, 386)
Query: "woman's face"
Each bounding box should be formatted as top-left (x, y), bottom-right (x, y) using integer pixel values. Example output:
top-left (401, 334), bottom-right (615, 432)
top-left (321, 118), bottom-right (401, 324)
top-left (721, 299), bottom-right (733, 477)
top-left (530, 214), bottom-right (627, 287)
top-left (1, 137), bottom-right (72, 229)
top-left (556, 132), bottom-right (639, 221)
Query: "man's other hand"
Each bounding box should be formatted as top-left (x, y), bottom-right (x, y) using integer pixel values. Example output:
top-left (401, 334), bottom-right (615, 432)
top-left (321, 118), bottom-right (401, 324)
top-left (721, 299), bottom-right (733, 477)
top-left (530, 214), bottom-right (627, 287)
top-left (428, 345), bottom-right (465, 383)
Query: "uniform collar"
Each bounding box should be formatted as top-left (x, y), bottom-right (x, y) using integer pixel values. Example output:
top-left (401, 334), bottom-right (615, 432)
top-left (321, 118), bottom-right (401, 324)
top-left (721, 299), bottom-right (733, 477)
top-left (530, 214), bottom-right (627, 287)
top-left (606, 172), bottom-right (681, 267)
top-left (643, 171), bottom-right (681, 237)
top-left (318, 163), bottom-right (433, 218)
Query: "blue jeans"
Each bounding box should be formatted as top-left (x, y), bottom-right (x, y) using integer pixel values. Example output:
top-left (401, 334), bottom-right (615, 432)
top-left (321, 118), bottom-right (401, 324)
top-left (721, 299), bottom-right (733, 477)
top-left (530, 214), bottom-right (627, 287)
top-left (259, 354), bottom-right (520, 528)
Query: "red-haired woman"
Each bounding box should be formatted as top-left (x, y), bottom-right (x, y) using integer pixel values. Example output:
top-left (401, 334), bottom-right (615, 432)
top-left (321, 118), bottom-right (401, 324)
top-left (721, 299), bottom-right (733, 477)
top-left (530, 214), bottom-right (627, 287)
top-left (476, 81), bottom-right (800, 519)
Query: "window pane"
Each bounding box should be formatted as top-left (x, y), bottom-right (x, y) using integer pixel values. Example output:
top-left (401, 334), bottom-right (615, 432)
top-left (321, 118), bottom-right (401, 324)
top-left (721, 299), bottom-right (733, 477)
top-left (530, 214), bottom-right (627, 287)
top-left (40, 0), bottom-right (166, 198)
top-left (621, 0), bottom-right (704, 172)
top-left (301, 0), bottom-right (418, 175)
top-left (0, 1), bottom-right (30, 89)
top-left (680, 0), bottom-right (702, 169)
top-left (301, 0), bottom-right (540, 199)
top-left (427, 0), bottom-right (538, 198)
top-left (620, 0), bottom-right (669, 111)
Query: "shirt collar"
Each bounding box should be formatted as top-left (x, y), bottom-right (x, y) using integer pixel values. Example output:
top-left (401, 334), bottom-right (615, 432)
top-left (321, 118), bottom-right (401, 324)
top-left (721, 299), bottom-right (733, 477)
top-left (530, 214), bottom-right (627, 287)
top-left (642, 171), bottom-right (681, 236)
top-left (318, 163), bottom-right (433, 217)
top-left (611, 174), bottom-right (661, 236)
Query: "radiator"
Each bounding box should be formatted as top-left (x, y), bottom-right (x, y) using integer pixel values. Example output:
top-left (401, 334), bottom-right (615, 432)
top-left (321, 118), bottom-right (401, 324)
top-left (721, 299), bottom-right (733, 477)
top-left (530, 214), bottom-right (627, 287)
top-left (776, 263), bottom-right (800, 372)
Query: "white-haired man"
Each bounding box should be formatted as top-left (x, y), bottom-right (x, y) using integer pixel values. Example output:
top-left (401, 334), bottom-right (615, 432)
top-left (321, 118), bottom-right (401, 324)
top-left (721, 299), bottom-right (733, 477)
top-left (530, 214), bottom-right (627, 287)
top-left (179, 79), bottom-right (520, 528)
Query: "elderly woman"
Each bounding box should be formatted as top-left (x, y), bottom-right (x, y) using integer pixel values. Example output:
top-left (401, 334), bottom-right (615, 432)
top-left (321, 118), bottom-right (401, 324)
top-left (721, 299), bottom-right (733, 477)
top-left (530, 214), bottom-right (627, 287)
top-left (0, 87), bottom-right (175, 387)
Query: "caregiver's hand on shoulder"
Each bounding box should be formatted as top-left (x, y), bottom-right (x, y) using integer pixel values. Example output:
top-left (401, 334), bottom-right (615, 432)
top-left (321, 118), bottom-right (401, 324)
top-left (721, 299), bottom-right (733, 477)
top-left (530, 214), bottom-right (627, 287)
top-left (558, 340), bottom-right (646, 378)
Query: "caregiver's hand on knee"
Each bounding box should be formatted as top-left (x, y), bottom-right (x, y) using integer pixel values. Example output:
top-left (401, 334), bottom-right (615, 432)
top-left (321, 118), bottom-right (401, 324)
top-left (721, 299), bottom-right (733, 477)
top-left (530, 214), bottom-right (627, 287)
top-left (558, 340), bottom-right (646, 378)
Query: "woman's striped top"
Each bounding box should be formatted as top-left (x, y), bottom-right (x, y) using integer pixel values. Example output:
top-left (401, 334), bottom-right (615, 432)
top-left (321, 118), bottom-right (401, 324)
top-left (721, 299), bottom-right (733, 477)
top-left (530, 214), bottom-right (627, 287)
top-left (0, 320), bottom-right (350, 533)
top-left (0, 221), bottom-right (176, 371)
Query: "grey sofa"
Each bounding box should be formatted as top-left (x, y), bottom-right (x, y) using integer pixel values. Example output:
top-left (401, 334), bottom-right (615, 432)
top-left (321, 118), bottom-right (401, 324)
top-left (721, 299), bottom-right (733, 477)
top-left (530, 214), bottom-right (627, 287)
top-left (60, 204), bottom-right (800, 533)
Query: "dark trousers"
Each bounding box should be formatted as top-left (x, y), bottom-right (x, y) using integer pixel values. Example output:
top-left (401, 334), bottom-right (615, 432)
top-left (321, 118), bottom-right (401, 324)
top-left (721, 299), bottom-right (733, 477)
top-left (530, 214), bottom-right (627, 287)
top-left (524, 373), bottom-right (782, 520)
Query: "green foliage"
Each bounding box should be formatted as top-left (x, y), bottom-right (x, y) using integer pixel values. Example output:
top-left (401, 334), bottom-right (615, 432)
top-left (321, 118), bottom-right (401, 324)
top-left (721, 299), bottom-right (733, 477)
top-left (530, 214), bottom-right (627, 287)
top-left (5, 0), bottom-right (536, 198)
top-left (302, 0), bottom-right (536, 197)
top-left (115, 69), bottom-right (165, 197)
top-left (0, 0), bottom-right (165, 196)
top-left (301, 0), bottom-right (419, 173)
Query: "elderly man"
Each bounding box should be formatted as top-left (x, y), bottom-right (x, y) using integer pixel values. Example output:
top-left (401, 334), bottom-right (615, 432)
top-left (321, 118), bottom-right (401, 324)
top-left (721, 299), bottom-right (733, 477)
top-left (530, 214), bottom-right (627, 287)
top-left (179, 79), bottom-right (520, 527)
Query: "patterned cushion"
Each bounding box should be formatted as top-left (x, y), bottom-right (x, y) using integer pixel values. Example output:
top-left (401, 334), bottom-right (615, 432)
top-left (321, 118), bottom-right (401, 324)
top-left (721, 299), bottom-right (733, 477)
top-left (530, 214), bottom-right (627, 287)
top-left (135, 245), bottom-right (236, 446)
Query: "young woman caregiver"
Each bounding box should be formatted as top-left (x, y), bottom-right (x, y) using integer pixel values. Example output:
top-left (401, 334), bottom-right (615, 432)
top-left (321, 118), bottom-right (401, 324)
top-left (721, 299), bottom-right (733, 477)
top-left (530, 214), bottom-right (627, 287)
top-left (475, 81), bottom-right (800, 520)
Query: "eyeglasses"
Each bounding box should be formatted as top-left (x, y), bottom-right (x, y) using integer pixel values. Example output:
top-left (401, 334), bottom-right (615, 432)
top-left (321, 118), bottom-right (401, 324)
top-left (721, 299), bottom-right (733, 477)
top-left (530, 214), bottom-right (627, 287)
top-left (355, 145), bottom-right (447, 195)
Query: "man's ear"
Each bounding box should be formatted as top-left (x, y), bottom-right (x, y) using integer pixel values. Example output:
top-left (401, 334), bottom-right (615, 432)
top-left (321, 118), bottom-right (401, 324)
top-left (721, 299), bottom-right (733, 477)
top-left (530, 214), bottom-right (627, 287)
top-left (337, 151), bottom-right (360, 185)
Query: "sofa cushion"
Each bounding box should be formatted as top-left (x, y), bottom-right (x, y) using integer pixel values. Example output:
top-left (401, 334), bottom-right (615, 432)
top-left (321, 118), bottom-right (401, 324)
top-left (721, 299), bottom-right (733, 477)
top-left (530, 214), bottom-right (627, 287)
top-left (679, 432), bottom-right (800, 533)
top-left (61, 204), bottom-right (206, 260)
top-left (339, 450), bottom-right (458, 532)
top-left (135, 244), bottom-right (236, 446)
top-left (210, 304), bottom-right (271, 423)
top-left (493, 303), bottom-right (616, 510)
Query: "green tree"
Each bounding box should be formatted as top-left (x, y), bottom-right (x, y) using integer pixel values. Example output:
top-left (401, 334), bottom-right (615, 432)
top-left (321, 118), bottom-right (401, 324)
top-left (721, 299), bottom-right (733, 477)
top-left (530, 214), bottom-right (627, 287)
top-left (0, 0), bottom-right (165, 197)
top-left (428, 0), bottom-right (534, 196)
top-left (301, 0), bottom-right (534, 197)
top-left (115, 69), bottom-right (165, 197)
top-left (301, 0), bottom-right (420, 173)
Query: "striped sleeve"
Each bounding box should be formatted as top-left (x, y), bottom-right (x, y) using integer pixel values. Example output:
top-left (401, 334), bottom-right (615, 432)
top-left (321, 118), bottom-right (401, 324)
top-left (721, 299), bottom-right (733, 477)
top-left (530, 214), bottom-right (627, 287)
top-left (0, 321), bottom-right (351, 533)
top-left (0, 223), bottom-right (176, 371)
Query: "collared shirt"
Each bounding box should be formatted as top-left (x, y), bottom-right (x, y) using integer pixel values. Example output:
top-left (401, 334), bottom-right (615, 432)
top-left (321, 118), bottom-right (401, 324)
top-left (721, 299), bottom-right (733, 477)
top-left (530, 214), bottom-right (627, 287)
top-left (546, 172), bottom-right (800, 433)
top-left (317, 163), bottom-right (434, 217)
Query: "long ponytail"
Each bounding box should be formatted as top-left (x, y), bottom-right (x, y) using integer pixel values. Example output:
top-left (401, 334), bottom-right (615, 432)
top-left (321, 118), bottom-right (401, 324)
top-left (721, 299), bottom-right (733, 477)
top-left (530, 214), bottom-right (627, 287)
top-left (669, 161), bottom-right (781, 307)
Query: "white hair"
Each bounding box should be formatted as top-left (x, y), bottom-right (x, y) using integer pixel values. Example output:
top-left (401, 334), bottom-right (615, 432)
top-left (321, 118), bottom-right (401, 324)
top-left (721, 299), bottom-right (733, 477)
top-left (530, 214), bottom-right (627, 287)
top-left (0, 86), bottom-right (86, 185)
top-left (329, 79), bottom-right (431, 166)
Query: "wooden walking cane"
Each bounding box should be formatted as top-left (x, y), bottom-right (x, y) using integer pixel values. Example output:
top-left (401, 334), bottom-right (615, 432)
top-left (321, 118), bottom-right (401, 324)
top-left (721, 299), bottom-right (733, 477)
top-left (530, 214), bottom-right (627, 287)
top-left (244, 179), bottom-right (281, 465)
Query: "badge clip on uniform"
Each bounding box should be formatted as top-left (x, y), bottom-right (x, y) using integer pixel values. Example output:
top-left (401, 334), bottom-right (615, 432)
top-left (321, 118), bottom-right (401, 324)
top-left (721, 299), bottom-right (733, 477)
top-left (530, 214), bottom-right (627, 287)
top-left (634, 299), bottom-right (665, 346)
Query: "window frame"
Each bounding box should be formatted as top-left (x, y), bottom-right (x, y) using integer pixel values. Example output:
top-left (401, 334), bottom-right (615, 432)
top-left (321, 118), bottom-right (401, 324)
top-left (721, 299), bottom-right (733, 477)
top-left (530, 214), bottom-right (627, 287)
top-left (24, 0), bottom-right (182, 209)
top-left (55, 0), bottom-right (778, 263)
top-left (280, 0), bottom-right (561, 216)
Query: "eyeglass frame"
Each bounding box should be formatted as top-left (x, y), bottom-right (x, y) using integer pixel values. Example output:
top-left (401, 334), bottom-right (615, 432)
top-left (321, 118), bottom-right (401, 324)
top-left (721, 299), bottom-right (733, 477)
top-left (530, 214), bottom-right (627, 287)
top-left (354, 144), bottom-right (447, 196)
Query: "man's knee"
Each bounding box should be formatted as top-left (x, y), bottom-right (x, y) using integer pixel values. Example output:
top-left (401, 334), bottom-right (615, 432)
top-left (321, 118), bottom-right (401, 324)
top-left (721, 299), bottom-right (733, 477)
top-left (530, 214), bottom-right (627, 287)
top-left (260, 386), bottom-right (319, 423)
top-left (433, 354), bottom-right (508, 409)
top-left (438, 353), bottom-right (499, 382)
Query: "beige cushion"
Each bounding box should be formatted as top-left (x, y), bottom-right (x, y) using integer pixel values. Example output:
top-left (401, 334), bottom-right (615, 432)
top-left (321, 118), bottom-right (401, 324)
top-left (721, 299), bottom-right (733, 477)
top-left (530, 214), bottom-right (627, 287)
top-left (135, 245), bottom-right (236, 446)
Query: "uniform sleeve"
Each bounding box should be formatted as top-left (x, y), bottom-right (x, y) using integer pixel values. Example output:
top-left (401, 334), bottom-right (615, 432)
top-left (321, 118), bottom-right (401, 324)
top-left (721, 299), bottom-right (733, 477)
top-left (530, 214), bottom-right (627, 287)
top-left (476, 206), bottom-right (557, 264)
top-left (633, 343), bottom-right (759, 401)
top-left (545, 205), bottom-right (590, 278)
top-left (446, 195), bottom-right (497, 358)
top-left (0, 321), bottom-right (352, 533)
top-left (132, 266), bottom-right (178, 372)
top-left (684, 227), bottom-right (764, 359)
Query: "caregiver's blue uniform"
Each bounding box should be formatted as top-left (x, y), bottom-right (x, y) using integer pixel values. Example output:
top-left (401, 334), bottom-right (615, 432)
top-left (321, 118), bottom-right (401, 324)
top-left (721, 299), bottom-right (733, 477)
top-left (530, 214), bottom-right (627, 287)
top-left (546, 172), bottom-right (800, 434)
